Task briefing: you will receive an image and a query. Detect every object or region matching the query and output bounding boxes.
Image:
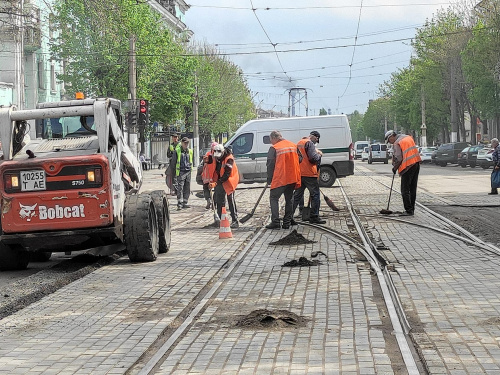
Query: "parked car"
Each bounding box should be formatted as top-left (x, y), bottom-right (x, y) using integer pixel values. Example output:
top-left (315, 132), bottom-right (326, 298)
top-left (361, 146), bottom-right (369, 162)
top-left (434, 142), bottom-right (470, 166)
top-left (465, 145), bottom-right (485, 168)
top-left (431, 149), bottom-right (438, 164)
top-left (477, 147), bottom-right (494, 169)
top-left (457, 147), bottom-right (471, 168)
top-left (368, 143), bottom-right (388, 164)
top-left (419, 146), bottom-right (437, 163)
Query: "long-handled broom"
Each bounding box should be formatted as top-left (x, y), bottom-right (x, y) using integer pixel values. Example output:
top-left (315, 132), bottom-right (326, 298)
top-left (380, 173), bottom-right (396, 215)
top-left (320, 189), bottom-right (340, 212)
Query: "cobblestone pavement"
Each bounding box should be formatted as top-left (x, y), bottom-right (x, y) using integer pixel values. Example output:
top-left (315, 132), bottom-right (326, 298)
top-left (0, 167), bottom-right (499, 374)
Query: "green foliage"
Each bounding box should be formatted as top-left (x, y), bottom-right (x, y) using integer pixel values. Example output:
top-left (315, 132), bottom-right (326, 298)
top-left (348, 110), bottom-right (364, 142)
top-left (190, 44), bottom-right (255, 137)
top-left (319, 108), bottom-right (327, 116)
top-left (359, 98), bottom-right (389, 141)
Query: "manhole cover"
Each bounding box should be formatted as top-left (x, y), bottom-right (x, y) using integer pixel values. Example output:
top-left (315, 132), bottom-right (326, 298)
top-left (282, 256), bottom-right (320, 267)
top-left (269, 229), bottom-right (316, 245)
top-left (235, 309), bottom-right (308, 329)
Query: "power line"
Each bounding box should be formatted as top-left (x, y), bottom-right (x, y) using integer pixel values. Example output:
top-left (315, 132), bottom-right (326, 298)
top-left (187, 3), bottom-right (452, 10)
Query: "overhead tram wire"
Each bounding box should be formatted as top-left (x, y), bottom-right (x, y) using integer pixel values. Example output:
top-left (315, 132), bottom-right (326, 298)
top-left (249, 0), bottom-right (292, 84)
top-left (188, 3), bottom-right (452, 10)
top-left (338, 0), bottom-right (364, 109)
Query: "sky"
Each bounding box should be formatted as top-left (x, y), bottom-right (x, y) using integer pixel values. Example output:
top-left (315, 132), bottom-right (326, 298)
top-left (184, 0), bottom-right (458, 117)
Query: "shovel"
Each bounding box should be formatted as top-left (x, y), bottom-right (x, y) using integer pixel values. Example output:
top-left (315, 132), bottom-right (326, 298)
top-left (380, 173), bottom-right (395, 215)
top-left (210, 189), bottom-right (221, 224)
top-left (240, 185), bottom-right (268, 223)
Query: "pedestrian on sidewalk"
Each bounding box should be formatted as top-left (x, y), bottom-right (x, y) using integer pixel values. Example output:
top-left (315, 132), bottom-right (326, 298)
top-left (139, 153), bottom-right (148, 171)
top-left (202, 142), bottom-right (218, 209)
top-left (209, 144), bottom-right (240, 228)
top-left (489, 138), bottom-right (500, 195)
top-left (166, 133), bottom-right (180, 195)
top-left (385, 130), bottom-right (422, 216)
top-left (266, 130), bottom-right (302, 229)
top-left (172, 137), bottom-right (193, 210)
top-left (292, 131), bottom-right (326, 224)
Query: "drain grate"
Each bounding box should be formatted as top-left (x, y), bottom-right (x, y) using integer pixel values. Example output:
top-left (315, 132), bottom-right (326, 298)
top-left (282, 256), bottom-right (320, 267)
top-left (270, 229), bottom-right (316, 245)
top-left (235, 309), bottom-right (308, 329)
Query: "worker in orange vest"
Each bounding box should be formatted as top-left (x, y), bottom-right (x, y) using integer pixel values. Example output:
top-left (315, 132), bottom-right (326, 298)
top-left (385, 130), bottom-right (422, 216)
top-left (202, 142), bottom-right (218, 209)
top-left (266, 130), bottom-right (302, 229)
top-left (209, 144), bottom-right (240, 228)
top-left (293, 131), bottom-right (326, 224)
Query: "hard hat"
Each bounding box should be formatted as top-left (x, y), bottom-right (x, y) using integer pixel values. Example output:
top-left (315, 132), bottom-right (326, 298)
top-left (384, 130), bottom-right (396, 141)
top-left (210, 142), bottom-right (218, 151)
top-left (213, 144), bottom-right (224, 159)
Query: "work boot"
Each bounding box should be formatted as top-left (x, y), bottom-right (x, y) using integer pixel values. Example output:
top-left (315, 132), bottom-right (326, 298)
top-left (230, 221), bottom-right (240, 229)
top-left (265, 222), bottom-right (281, 230)
top-left (488, 189), bottom-right (498, 195)
top-left (290, 219), bottom-right (298, 226)
top-left (182, 203), bottom-right (190, 209)
top-left (177, 204), bottom-right (182, 211)
top-left (205, 200), bottom-right (211, 209)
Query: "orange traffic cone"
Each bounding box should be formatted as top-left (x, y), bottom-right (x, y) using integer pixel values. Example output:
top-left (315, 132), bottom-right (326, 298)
top-left (219, 206), bottom-right (233, 239)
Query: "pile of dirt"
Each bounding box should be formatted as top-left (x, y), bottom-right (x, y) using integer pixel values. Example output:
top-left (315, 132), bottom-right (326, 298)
top-left (270, 230), bottom-right (316, 246)
top-left (282, 256), bottom-right (320, 267)
top-left (234, 309), bottom-right (308, 329)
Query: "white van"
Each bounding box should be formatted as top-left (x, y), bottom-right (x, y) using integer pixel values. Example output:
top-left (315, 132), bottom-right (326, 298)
top-left (354, 141), bottom-right (369, 159)
top-left (225, 115), bottom-right (354, 187)
top-left (368, 143), bottom-right (388, 164)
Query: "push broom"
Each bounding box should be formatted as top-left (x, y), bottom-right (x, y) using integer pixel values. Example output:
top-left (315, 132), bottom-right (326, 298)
top-left (380, 173), bottom-right (395, 215)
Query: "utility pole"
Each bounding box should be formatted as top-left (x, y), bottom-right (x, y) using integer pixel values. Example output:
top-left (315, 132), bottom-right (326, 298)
top-left (128, 35), bottom-right (137, 149)
top-left (421, 84), bottom-right (427, 147)
top-left (193, 71), bottom-right (199, 167)
top-left (450, 58), bottom-right (458, 142)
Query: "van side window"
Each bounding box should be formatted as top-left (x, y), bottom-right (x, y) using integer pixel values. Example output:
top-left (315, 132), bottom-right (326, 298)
top-left (232, 133), bottom-right (254, 155)
top-left (263, 136), bottom-right (270, 144)
top-left (381, 144), bottom-right (387, 151)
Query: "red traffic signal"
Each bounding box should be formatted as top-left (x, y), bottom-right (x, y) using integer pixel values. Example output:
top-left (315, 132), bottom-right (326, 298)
top-left (137, 99), bottom-right (149, 126)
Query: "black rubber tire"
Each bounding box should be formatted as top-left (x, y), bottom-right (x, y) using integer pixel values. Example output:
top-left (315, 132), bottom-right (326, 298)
top-left (30, 251), bottom-right (52, 262)
top-left (384, 159), bottom-right (388, 164)
top-left (440, 162), bottom-right (447, 167)
top-left (460, 164), bottom-right (467, 168)
top-left (0, 242), bottom-right (30, 271)
top-left (124, 193), bottom-right (159, 262)
top-left (482, 165), bottom-right (490, 169)
top-left (319, 166), bottom-right (337, 187)
top-left (151, 190), bottom-right (171, 254)
top-left (470, 163), bottom-right (476, 168)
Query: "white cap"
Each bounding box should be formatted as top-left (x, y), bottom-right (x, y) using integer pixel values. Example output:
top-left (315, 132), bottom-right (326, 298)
top-left (384, 130), bottom-right (396, 141)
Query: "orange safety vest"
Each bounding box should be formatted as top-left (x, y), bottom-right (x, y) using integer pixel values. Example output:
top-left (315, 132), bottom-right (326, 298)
top-left (220, 154), bottom-right (239, 195)
top-left (271, 139), bottom-right (301, 190)
top-left (297, 137), bottom-right (318, 177)
top-left (397, 135), bottom-right (421, 174)
top-left (202, 151), bottom-right (217, 184)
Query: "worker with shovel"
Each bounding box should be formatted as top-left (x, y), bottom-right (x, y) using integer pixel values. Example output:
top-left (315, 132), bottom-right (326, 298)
top-left (292, 131), bottom-right (326, 224)
top-left (209, 144), bottom-right (240, 228)
top-left (384, 130), bottom-right (421, 216)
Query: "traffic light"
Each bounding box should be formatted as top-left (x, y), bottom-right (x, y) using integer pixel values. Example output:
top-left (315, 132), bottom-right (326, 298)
top-left (126, 111), bottom-right (137, 130)
top-left (138, 99), bottom-right (149, 127)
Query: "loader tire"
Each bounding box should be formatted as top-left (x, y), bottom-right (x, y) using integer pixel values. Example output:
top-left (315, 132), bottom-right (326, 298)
top-left (151, 190), bottom-right (171, 254)
top-left (0, 242), bottom-right (29, 271)
top-left (124, 193), bottom-right (159, 262)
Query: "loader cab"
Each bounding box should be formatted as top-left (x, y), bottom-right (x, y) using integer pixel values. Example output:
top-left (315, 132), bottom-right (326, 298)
top-left (37, 115), bottom-right (96, 139)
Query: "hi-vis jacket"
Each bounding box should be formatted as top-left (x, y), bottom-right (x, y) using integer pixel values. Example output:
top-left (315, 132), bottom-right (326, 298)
top-left (394, 135), bottom-right (421, 174)
top-left (175, 147), bottom-right (193, 176)
top-left (270, 139), bottom-right (301, 190)
top-left (202, 151), bottom-right (216, 184)
top-left (217, 154), bottom-right (239, 195)
top-left (297, 137), bottom-right (318, 177)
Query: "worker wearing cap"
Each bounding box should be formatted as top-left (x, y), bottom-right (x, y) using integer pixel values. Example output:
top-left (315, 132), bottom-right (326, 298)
top-left (266, 130), bottom-right (302, 229)
top-left (173, 137), bottom-right (193, 210)
top-left (385, 130), bottom-right (421, 216)
top-left (292, 130), bottom-right (326, 224)
top-left (166, 133), bottom-right (180, 195)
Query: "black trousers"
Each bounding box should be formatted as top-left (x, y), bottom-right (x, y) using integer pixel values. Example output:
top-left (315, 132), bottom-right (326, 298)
top-left (270, 183), bottom-right (295, 226)
top-left (292, 176), bottom-right (320, 219)
top-left (400, 163), bottom-right (420, 214)
top-left (214, 183), bottom-right (238, 222)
